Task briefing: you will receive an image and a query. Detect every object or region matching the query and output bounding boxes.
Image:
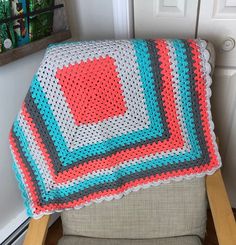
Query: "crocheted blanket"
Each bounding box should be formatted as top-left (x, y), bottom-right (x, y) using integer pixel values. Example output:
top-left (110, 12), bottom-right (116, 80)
top-left (9, 39), bottom-right (221, 218)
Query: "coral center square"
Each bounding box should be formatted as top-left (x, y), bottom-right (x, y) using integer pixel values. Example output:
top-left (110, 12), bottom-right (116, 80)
top-left (56, 56), bottom-right (127, 125)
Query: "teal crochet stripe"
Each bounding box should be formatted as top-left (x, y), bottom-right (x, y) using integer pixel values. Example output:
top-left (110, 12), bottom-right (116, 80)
top-left (30, 41), bottom-right (169, 166)
top-left (12, 39), bottom-right (202, 201)
top-left (9, 39), bottom-right (221, 218)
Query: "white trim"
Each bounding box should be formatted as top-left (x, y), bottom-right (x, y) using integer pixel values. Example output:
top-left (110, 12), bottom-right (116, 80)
top-left (112, 0), bottom-right (134, 39)
top-left (0, 211), bottom-right (60, 244)
top-left (0, 210), bottom-right (28, 244)
top-left (12, 230), bottom-right (27, 245)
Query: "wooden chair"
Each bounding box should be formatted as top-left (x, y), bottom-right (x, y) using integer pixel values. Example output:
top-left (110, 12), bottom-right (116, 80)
top-left (23, 42), bottom-right (236, 245)
top-left (23, 170), bottom-right (236, 245)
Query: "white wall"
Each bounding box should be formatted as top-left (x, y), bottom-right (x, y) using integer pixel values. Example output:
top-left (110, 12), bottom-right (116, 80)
top-left (0, 51), bottom-right (45, 242)
top-left (0, 0), bottom-right (115, 242)
top-left (66, 0), bottom-right (115, 40)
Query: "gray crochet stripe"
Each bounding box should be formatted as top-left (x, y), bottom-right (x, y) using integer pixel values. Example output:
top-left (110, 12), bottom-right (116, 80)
top-left (24, 40), bottom-right (170, 174)
top-left (18, 113), bottom-right (53, 190)
top-left (12, 39), bottom-right (210, 206)
top-left (18, 40), bottom-right (193, 192)
top-left (183, 40), bottom-right (209, 163)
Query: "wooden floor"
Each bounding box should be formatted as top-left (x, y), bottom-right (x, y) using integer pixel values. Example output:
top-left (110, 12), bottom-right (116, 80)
top-left (45, 209), bottom-right (235, 245)
top-left (204, 209), bottom-right (220, 245)
top-left (45, 218), bottom-right (63, 245)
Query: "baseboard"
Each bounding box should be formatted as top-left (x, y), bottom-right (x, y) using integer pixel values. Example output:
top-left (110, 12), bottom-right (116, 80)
top-left (0, 210), bottom-right (28, 244)
top-left (2, 218), bottom-right (29, 245)
top-left (1, 212), bottom-right (60, 245)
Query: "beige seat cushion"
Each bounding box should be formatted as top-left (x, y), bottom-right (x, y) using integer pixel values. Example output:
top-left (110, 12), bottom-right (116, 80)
top-left (61, 178), bottom-right (207, 239)
top-left (58, 235), bottom-right (202, 245)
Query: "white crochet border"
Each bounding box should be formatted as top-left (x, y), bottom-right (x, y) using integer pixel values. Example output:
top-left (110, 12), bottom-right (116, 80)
top-left (15, 39), bottom-right (222, 219)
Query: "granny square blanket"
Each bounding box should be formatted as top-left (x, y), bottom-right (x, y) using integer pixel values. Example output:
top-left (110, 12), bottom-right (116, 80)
top-left (9, 39), bottom-right (221, 218)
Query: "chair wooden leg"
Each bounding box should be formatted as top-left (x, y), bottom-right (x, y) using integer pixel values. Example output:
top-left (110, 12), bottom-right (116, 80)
top-left (206, 170), bottom-right (236, 245)
top-left (24, 215), bottom-right (51, 245)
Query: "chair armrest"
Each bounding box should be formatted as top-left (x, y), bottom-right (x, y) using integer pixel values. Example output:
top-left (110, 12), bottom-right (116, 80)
top-left (206, 170), bottom-right (236, 245)
top-left (24, 215), bottom-right (51, 245)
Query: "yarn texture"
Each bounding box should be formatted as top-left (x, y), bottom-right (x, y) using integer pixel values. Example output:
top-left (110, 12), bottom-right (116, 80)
top-left (9, 39), bottom-right (221, 218)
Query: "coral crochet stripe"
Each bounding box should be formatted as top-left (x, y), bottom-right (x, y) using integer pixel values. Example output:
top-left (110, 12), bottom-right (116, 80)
top-left (9, 39), bottom-right (221, 218)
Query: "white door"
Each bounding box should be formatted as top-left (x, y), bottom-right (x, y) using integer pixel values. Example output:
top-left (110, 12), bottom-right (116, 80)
top-left (133, 0), bottom-right (236, 207)
top-left (134, 0), bottom-right (199, 38)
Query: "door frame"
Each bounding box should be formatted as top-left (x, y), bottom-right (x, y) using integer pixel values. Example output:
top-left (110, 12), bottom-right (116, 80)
top-left (112, 0), bottom-right (134, 39)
